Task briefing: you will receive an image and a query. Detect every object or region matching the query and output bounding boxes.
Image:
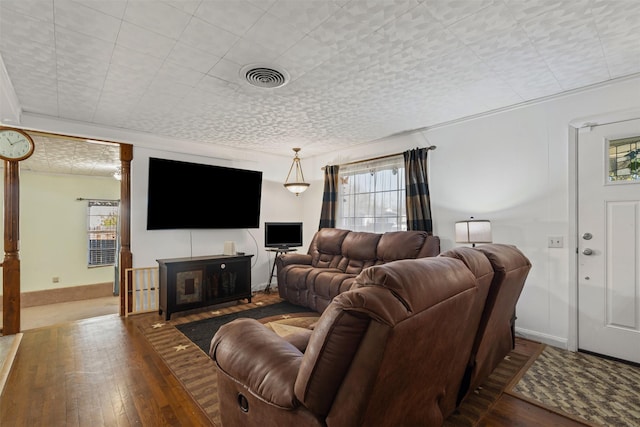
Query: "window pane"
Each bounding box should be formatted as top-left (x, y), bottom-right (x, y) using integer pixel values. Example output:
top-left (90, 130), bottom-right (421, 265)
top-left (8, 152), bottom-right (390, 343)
top-left (376, 167), bottom-right (400, 191)
top-left (87, 201), bottom-right (119, 267)
top-left (352, 173), bottom-right (372, 193)
top-left (609, 136), bottom-right (640, 182)
top-left (338, 156), bottom-right (405, 232)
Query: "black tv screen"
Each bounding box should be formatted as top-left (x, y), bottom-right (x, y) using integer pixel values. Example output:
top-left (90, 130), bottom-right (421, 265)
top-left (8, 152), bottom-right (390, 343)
top-left (265, 222), bottom-right (303, 249)
top-left (147, 157), bottom-right (262, 230)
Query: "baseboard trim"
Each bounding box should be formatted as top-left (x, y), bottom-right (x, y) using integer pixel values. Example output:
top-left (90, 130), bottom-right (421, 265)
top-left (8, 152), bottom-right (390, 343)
top-left (0, 282), bottom-right (114, 311)
top-left (515, 327), bottom-right (568, 350)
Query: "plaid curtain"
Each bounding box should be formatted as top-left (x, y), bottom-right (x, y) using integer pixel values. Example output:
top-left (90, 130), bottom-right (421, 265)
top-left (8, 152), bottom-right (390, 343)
top-left (318, 165), bottom-right (339, 230)
top-left (404, 148), bottom-right (432, 233)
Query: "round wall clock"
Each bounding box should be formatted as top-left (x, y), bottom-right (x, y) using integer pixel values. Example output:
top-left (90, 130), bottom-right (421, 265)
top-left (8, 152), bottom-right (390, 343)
top-left (0, 127), bottom-right (35, 161)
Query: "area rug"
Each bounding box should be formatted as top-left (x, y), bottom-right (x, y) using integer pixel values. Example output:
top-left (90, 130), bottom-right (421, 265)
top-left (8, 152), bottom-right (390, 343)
top-left (175, 300), bottom-right (315, 353)
top-left (139, 296), bottom-right (542, 427)
top-left (507, 345), bottom-right (640, 427)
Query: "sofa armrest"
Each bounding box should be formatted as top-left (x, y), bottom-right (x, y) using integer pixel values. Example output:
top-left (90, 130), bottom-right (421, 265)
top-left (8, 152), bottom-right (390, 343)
top-left (210, 318), bottom-right (304, 408)
top-left (276, 253), bottom-right (313, 268)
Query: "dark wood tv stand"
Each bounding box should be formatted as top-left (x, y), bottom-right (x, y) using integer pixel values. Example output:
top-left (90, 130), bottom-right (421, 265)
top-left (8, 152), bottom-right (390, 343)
top-left (157, 254), bottom-right (253, 320)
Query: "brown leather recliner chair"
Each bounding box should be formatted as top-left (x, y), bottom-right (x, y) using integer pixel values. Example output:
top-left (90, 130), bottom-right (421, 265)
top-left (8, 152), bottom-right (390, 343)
top-left (441, 244), bottom-right (532, 404)
top-left (210, 256), bottom-right (488, 427)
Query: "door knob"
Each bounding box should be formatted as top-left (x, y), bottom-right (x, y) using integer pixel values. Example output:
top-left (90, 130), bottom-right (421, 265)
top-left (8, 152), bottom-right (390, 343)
top-left (582, 232), bottom-right (592, 240)
top-left (583, 248), bottom-right (593, 255)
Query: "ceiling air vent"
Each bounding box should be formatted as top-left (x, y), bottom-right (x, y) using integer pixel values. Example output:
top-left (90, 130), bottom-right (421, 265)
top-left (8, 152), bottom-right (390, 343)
top-left (241, 64), bottom-right (289, 89)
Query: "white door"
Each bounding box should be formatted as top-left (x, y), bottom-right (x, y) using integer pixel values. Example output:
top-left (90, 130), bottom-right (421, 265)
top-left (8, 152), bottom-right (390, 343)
top-left (578, 118), bottom-right (640, 364)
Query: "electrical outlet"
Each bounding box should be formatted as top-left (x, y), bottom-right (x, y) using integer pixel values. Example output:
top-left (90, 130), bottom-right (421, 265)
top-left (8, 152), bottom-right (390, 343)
top-left (548, 236), bottom-right (563, 248)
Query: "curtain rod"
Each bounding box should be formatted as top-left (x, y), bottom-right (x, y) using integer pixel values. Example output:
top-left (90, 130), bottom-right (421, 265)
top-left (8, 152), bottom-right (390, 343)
top-left (321, 145), bottom-right (436, 170)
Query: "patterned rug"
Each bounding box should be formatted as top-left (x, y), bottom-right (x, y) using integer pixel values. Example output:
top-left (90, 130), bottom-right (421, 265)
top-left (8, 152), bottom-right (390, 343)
top-left (507, 345), bottom-right (640, 427)
top-left (137, 294), bottom-right (541, 427)
top-left (175, 300), bottom-right (315, 353)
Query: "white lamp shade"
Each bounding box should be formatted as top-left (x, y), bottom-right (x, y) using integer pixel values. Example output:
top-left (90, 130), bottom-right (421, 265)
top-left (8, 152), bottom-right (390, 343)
top-left (455, 220), bottom-right (492, 244)
top-left (284, 182), bottom-right (310, 195)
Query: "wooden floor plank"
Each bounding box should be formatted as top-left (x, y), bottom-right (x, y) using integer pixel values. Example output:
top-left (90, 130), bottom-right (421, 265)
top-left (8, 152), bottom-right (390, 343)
top-left (479, 393), bottom-right (590, 427)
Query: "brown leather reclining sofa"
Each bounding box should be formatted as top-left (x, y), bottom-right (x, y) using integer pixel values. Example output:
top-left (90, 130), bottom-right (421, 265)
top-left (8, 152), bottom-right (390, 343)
top-left (275, 227), bottom-right (441, 312)
top-left (210, 243), bottom-right (531, 427)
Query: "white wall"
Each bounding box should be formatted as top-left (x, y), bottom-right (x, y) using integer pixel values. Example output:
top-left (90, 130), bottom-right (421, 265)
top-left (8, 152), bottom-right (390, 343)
top-left (308, 76), bottom-right (640, 349)
top-left (131, 146), bottom-right (306, 291)
top-left (3, 172), bottom-right (120, 293)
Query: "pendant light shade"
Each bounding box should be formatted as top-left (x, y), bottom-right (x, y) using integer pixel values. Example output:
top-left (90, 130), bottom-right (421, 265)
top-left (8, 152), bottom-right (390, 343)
top-left (284, 148), bottom-right (310, 196)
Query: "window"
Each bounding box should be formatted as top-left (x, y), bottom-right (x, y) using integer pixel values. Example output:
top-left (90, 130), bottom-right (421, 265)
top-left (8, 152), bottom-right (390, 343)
top-left (608, 135), bottom-right (640, 182)
top-left (87, 200), bottom-right (119, 267)
top-left (338, 156), bottom-right (406, 232)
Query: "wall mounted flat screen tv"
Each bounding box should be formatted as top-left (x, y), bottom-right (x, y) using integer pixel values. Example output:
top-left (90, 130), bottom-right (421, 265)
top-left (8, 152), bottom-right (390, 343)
top-left (147, 157), bottom-right (262, 230)
top-left (265, 222), bottom-right (303, 249)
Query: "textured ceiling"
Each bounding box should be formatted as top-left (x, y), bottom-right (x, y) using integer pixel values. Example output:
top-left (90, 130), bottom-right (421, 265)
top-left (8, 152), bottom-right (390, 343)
top-left (1, 0), bottom-right (639, 177)
top-left (20, 132), bottom-right (121, 178)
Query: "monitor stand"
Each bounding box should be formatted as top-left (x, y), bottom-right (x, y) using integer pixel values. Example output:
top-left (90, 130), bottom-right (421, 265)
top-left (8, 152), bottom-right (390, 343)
top-left (264, 247), bottom-right (297, 294)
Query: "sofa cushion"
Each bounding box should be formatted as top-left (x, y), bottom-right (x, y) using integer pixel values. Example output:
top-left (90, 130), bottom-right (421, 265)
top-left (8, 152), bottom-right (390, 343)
top-left (295, 306), bottom-right (371, 416)
top-left (282, 328), bottom-right (314, 353)
top-left (310, 271), bottom-right (357, 301)
top-left (310, 228), bottom-right (350, 268)
top-left (304, 270), bottom-right (357, 312)
top-left (353, 256), bottom-right (475, 314)
top-left (440, 247), bottom-right (494, 291)
top-left (339, 231), bottom-right (382, 273)
top-left (376, 230), bottom-right (429, 262)
top-left (470, 244), bottom-right (532, 391)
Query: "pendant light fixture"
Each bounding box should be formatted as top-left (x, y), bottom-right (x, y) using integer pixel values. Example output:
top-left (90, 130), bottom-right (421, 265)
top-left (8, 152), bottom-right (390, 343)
top-left (284, 148), bottom-right (310, 196)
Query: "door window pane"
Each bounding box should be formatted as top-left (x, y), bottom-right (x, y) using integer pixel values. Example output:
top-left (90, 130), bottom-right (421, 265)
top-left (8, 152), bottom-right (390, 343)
top-left (609, 136), bottom-right (640, 182)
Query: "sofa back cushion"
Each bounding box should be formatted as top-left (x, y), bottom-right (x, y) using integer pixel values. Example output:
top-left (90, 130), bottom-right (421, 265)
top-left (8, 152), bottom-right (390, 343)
top-left (297, 256), bottom-right (482, 424)
top-left (438, 246), bottom-right (495, 403)
top-left (338, 231), bottom-right (382, 273)
top-left (469, 244), bottom-right (531, 392)
top-left (418, 234), bottom-right (441, 258)
top-left (294, 304), bottom-right (370, 416)
top-left (309, 228), bottom-right (350, 268)
top-left (440, 247), bottom-right (494, 296)
top-left (375, 230), bottom-right (429, 263)
top-left (310, 229), bottom-right (440, 272)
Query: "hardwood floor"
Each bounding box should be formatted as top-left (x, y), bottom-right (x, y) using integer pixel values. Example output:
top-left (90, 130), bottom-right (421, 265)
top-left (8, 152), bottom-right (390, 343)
top-left (1, 314), bottom-right (211, 426)
top-left (0, 295), bottom-right (120, 332)
top-left (1, 298), bottom-right (589, 427)
top-left (478, 394), bottom-right (590, 427)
